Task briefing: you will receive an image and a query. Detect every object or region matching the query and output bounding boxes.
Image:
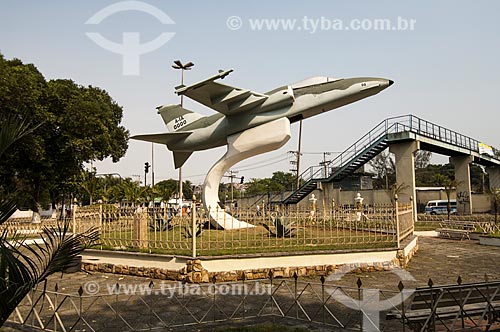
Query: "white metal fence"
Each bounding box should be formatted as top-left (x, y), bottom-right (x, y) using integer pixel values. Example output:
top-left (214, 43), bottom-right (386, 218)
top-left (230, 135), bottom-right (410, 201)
top-left (4, 202), bottom-right (414, 257)
top-left (7, 275), bottom-right (408, 331)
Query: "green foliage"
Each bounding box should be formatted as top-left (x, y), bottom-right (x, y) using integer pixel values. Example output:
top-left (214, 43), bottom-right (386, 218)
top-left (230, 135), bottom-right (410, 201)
top-left (0, 53), bottom-right (129, 210)
top-left (415, 163), bottom-right (484, 192)
top-left (183, 222), bottom-right (203, 238)
top-left (369, 150), bottom-right (395, 189)
top-left (245, 171), bottom-right (296, 196)
top-left (487, 188), bottom-right (500, 224)
top-left (0, 223), bottom-right (99, 325)
top-left (390, 182), bottom-right (410, 203)
top-left (262, 213), bottom-right (296, 238)
top-left (154, 180), bottom-right (177, 202)
top-left (0, 112), bottom-right (41, 218)
top-left (0, 104), bottom-right (99, 326)
top-left (415, 150), bottom-right (432, 169)
top-left (155, 179), bottom-right (192, 201)
top-left (432, 174), bottom-right (461, 219)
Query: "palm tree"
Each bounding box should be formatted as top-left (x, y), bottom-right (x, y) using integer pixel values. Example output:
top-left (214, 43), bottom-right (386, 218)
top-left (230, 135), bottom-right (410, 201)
top-left (79, 169), bottom-right (100, 205)
top-left (0, 114), bottom-right (41, 220)
top-left (153, 184), bottom-right (174, 205)
top-left (121, 179), bottom-right (150, 206)
top-left (0, 114), bottom-right (99, 326)
top-left (0, 223), bottom-right (99, 325)
top-left (432, 174), bottom-right (460, 220)
top-left (0, 114), bottom-right (40, 156)
top-left (389, 182), bottom-right (410, 205)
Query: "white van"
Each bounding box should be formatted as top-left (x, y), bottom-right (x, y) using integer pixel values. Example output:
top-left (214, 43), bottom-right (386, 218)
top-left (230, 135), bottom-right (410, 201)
top-left (425, 200), bottom-right (457, 215)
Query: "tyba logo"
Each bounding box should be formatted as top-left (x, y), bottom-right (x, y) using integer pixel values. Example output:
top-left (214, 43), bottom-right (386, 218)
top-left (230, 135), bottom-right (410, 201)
top-left (85, 1), bottom-right (175, 75)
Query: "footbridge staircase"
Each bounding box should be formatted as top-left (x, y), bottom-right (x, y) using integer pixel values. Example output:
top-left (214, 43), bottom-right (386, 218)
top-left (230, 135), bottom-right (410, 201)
top-left (283, 114), bottom-right (500, 205)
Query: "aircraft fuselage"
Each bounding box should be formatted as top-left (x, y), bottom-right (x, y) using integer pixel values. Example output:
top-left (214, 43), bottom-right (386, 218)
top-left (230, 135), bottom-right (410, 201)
top-left (168, 77), bottom-right (393, 152)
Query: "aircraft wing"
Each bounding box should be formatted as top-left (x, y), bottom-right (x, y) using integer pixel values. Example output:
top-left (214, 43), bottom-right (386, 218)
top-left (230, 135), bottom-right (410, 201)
top-left (131, 131), bottom-right (191, 146)
top-left (175, 69), bottom-right (268, 116)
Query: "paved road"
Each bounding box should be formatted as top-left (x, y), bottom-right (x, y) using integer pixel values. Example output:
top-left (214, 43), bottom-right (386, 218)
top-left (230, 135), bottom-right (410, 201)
top-left (6, 236), bottom-right (500, 331)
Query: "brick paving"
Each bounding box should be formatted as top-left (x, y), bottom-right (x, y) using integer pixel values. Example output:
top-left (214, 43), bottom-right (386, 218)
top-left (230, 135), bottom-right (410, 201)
top-left (6, 236), bottom-right (500, 331)
top-left (330, 236), bottom-right (500, 291)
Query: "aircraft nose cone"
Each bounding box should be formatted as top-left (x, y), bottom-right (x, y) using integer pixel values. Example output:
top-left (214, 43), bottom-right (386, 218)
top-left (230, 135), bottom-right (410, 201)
top-left (388, 80), bottom-right (394, 86)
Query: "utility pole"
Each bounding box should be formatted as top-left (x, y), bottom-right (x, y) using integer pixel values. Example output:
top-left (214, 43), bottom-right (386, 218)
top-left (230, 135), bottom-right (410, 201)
top-left (319, 152), bottom-right (331, 177)
top-left (288, 151), bottom-right (301, 191)
top-left (172, 60), bottom-right (194, 214)
top-left (224, 170), bottom-right (242, 210)
top-left (151, 142), bottom-right (155, 188)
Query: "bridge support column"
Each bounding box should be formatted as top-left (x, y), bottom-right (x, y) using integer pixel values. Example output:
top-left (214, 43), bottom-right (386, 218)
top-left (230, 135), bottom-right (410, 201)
top-left (389, 141), bottom-right (418, 222)
top-left (486, 166), bottom-right (500, 190)
top-left (450, 155), bottom-right (473, 215)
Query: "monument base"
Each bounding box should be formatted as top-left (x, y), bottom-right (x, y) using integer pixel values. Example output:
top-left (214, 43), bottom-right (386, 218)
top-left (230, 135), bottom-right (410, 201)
top-left (202, 117), bottom-right (291, 230)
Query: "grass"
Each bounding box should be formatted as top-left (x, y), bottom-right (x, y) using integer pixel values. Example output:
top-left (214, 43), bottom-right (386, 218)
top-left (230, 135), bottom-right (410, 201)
top-left (414, 221), bottom-right (441, 231)
top-left (92, 224), bottom-right (398, 256)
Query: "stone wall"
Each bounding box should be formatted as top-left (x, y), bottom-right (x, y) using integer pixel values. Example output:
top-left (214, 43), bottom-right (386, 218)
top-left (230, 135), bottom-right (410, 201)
top-left (81, 237), bottom-right (419, 283)
top-left (82, 260), bottom-right (398, 283)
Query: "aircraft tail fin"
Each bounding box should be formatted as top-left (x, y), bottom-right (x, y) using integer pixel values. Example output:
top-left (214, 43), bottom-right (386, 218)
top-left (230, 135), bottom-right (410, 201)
top-left (131, 132), bottom-right (193, 168)
top-left (157, 104), bottom-right (203, 132)
top-left (173, 151), bottom-right (193, 169)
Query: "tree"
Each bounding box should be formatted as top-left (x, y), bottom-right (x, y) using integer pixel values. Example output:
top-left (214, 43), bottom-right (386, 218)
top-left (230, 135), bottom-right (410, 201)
top-left (120, 179), bottom-right (147, 206)
top-left (270, 171), bottom-right (296, 191)
top-left (390, 182), bottom-right (410, 204)
top-left (432, 174), bottom-right (460, 219)
top-left (0, 111), bottom-right (99, 326)
top-left (154, 179), bottom-right (178, 204)
top-left (487, 188), bottom-right (500, 224)
top-left (415, 151), bottom-right (432, 169)
top-left (79, 170), bottom-right (99, 205)
top-left (0, 112), bottom-right (39, 220)
top-left (0, 54), bottom-right (129, 212)
top-left (0, 54), bottom-right (50, 215)
top-left (155, 179), bottom-right (193, 202)
top-left (243, 172), bottom-right (296, 196)
top-left (182, 179), bottom-right (193, 200)
top-left (369, 149), bottom-right (395, 189)
top-left (415, 164), bottom-right (453, 187)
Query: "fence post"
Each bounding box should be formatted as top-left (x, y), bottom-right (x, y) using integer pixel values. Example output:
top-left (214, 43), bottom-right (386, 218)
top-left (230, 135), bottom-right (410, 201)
top-left (133, 206), bottom-right (149, 249)
top-left (99, 202), bottom-right (103, 231)
top-left (72, 198), bottom-right (77, 237)
top-left (395, 194), bottom-right (400, 248)
top-left (192, 195), bottom-right (197, 258)
top-left (428, 278), bottom-right (435, 332)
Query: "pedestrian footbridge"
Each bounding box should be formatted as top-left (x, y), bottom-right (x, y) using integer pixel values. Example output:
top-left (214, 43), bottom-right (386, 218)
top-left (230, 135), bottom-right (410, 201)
top-left (283, 114), bottom-right (500, 214)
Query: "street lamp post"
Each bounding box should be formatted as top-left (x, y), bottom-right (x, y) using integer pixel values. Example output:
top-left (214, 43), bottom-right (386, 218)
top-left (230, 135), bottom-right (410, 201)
top-left (172, 60), bottom-right (194, 215)
top-left (296, 120), bottom-right (303, 190)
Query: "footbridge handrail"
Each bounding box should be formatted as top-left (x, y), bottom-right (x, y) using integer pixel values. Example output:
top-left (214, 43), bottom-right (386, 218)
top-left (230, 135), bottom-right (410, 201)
top-left (296, 114), bottom-right (497, 186)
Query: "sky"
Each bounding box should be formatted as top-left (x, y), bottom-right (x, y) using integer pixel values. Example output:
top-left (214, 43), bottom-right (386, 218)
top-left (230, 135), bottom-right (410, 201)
top-left (1, 1), bottom-right (499, 186)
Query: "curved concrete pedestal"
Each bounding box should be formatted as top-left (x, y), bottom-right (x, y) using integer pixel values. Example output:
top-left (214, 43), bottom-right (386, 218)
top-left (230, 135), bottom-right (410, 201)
top-left (202, 118), bottom-right (291, 229)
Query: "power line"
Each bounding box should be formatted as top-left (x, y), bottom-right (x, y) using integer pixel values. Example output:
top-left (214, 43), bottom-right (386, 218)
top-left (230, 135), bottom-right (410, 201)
top-left (231, 153), bottom-right (289, 169)
top-left (234, 156), bottom-right (290, 172)
top-left (301, 151), bottom-right (342, 155)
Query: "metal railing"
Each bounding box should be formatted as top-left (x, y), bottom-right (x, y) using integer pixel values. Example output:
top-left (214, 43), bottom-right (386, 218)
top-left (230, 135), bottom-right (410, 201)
top-left (296, 114), bottom-right (495, 188)
top-left (8, 275), bottom-right (408, 331)
top-left (2, 203), bottom-right (414, 257)
top-left (10, 273), bottom-right (500, 331)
